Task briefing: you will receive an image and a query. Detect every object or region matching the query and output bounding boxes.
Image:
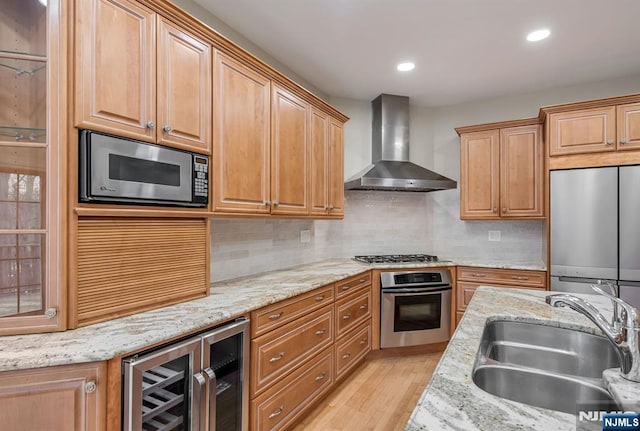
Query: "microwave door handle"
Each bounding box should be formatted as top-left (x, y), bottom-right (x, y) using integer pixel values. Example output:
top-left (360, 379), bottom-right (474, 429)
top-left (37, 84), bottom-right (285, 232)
top-left (203, 367), bottom-right (217, 431)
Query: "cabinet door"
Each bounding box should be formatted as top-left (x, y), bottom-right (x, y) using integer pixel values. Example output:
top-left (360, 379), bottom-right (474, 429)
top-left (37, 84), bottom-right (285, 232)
top-left (0, 362), bottom-right (106, 431)
top-left (499, 124), bottom-right (543, 217)
top-left (157, 18), bottom-right (211, 154)
top-left (271, 86), bottom-right (309, 215)
top-left (75, 0), bottom-right (156, 142)
top-left (617, 102), bottom-right (640, 151)
top-left (328, 118), bottom-right (345, 217)
top-left (460, 130), bottom-right (499, 219)
top-left (309, 108), bottom-right (329, 216)
top-left (212, 51), bottom-right (270, 214)
top-left (548, 107), bottom-right (616, 156)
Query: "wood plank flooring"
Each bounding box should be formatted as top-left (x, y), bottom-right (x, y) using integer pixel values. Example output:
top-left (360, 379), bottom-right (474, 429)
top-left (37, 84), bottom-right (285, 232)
top-left (292, 350), bottom-right (443, 431)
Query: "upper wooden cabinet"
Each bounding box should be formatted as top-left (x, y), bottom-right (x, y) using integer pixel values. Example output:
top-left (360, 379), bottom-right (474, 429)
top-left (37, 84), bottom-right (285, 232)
top-left (75, 0), bottom-right (212, 154)
top-left (310, 109), bottom-right (344, 218)
top-left (547, 101), bottom-right (640, 156)
top-left (328, 119), bottom-right (345, 217)
top-left (0, 0), bottom-right (65, 335)
top-left (459, 124), bottom-right (543, 220)
top-left (0, 361), bottom-right (106, 431)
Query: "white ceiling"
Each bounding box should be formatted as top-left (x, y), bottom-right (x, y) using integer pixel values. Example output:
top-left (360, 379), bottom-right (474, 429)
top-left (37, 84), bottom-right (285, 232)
top-left (194, 0), bottom-right (640, 107)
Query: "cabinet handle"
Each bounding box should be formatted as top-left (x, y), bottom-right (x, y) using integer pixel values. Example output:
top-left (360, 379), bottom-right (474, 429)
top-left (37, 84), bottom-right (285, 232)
top-left (269, 352), bottom-right (285, 363)
top-left (328, 205), bottom-right (335, 211)
top-left (621, 139), bottom-right (628, 145)
top-left (359, 304), bottom-right (368, 310)
top-left (359, 278), bottom-right (366, 283)
top-left (315, 372), bottom-right (326, 381)
top-left (492, 207), bottom-right (497, 213)
top-left (163, 124), bottom-right (172, 133)
top-left (342, 313), bottom-right (352, 320)
top-left (84, 381), bottom-right (97, 394)
top-left (268, 312), bottom-right (283, 320)
top-left (273, 201), bottom-right (279, 206)
top-left (146, 121), bottom-right (155, 129)
top-left (342, 352), bottom-right (351, 359)
top-left (471, 273), bottom-right (486, 277)
top-left (360, 338), bottom-right (367, 345)
top-left (342, 285), bottom-right (350, 291)
top-left (315, 328), bottom-right (327, 336)
top-left (268, 405), bottom-right (285, 419)
top-left (44, 308), bottom-right (57, 319)
top-left (512, 276), bottom-right (529, 281)
top-left (606, 139), bottom-right (614, 145)
top-left (502, 207), bottom-right (507, 213)
top-left (315, 295), bottom-right (325, 301)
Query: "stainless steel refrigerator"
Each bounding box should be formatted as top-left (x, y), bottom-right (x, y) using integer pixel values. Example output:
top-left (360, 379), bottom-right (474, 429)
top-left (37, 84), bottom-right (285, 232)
top-left (550, 165), bottom-right (640, 308)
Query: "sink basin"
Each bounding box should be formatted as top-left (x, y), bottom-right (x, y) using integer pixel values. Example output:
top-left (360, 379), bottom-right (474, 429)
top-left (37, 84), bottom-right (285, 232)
top-left (479, 320), bottom-right (619, 378)
top-left (472, 319), bottom-right (621, 414)
top-left (473, 365), bottom-right (619, 414)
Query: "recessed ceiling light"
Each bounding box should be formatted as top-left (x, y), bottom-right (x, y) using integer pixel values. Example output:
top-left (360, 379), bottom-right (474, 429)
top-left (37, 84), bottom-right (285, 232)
top-left (37, 0), bottom-right (47, 6)
top-left (397, 62), bottom-right (415, 72)
top-left (526, 29), bottom-right (550, 42)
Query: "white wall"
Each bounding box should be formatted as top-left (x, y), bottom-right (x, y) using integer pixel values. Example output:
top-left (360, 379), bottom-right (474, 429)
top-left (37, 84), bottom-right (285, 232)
top-left (211, 74), bottom-right (640, 282)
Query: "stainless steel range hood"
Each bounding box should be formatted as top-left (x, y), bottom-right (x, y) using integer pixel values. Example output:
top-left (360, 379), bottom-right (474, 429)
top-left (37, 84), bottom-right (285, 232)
top-left (344, 94), bottom-right (457, 192)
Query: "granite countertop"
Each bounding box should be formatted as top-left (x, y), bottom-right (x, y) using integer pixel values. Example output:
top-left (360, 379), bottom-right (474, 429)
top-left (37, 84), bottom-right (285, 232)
top-left (364, 259), bottom-right (546, 271)
top-left (0, 259), bottom-right (369, 372)
top-left (405, 287), bottom-right (640, 431)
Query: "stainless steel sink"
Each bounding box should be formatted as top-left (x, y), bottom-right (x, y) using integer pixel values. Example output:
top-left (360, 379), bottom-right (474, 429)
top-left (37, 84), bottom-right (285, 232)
top-left (472, 319), bottom-right (621, 414)
top-left (480, 320), bottom-right (619, 378)
top-left (473, 365), bottom-right (619, 414)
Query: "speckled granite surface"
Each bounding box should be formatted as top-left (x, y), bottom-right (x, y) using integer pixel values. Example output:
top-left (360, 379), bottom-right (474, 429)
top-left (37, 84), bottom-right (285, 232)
top-left (0, 259), bottom-right (369, 372)
top-left (365, 259), bottom-right (545, 271)
top-left (405, 287), bottom-right (640, 431)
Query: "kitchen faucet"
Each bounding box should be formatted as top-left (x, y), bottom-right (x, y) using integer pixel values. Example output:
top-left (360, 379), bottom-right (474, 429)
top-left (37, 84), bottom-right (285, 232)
top-left (546, 285), bottom-right (640, 383)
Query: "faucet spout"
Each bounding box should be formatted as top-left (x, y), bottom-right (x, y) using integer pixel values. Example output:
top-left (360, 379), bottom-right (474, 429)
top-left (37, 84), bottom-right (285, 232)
top-left (546, 293), bottom-right (640, 383)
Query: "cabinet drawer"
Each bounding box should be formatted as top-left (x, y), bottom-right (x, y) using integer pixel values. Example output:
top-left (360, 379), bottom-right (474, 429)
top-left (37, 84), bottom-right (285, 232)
top-left (456, 281), bottom-right (480, 311)
top-left (335, 289), bottom-right (371, 338)
top-left (251, 306), bottom-right (333, 396)
top-left (251, 285), bottom-right (334, 338)
top-left (457, 266), bottom-right (546, 288)
top-left (251, 348), bottom-right (333, 431)
top-left (335, 271), bottom-right (371, 299)
top-left (335, 321), bottom-right (371, 380)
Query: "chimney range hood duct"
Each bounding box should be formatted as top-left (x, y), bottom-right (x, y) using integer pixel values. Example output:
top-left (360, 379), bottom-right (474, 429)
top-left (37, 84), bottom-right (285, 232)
top-left (344, 94), bottom-right (457, 192)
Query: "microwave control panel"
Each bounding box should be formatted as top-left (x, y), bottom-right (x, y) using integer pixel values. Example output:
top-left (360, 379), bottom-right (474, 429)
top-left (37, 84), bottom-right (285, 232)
top-left (193, 155), bottom-right (209, 204)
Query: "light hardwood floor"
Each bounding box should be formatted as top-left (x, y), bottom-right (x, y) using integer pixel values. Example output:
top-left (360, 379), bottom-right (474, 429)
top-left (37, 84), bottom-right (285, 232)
top-left (292, 350), bottom-right (443, 431)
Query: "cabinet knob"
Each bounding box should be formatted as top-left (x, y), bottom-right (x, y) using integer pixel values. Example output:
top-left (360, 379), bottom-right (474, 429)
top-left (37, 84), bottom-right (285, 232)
top-left (265, 200), bottom-right (271, 206)
top-left (502, 207), bottom-right (507, 213)
top-left (359, 304), bottom-right (368, 310)
top-left (269, 352), bottom-right (285, 363)
top-left (606, 139), bottom-right (614, 145)
top-left (315, 372), bottom-right (326, 381)
top-left (273, 201), bottom-right (279, 207)
top-left (621, 139), bottom-right (628, 145)
top-left (342, 313), bottom-right (352, 320)
top-left (492, 207), bottom-right (497, 213)
top-left (315, 328), bottom-right (327, 336)
top-left (328, 205), bottom-right (335, 211)
top-left (146, 121), bottom-right (155, 129)
top-left (342, 352), bottom-right (351, 359)
top-left (84, 381), bottom-right (97, 394)
top-left (44, 308), bottom-right (57, 319)
top-left (163, 125), bottom-right (172, 133)
top-left (268, 405), bottom-right (285, 419)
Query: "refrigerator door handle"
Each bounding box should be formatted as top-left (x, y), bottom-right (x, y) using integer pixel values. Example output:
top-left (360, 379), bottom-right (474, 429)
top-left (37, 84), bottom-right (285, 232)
top-left (558, 276), bottom-right (617, 285)
top-left (193, 372), bottom-right (207, 431)
top-left (203, 367), bottom-right (217, 431)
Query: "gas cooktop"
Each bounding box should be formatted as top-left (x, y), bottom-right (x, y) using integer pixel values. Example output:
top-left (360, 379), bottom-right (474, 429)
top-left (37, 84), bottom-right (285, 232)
top-left (353, 254), bottom-right (442, 264)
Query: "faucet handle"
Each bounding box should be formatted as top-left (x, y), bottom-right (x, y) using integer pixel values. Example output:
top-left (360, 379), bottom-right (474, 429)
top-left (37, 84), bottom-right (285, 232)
top-left (592, 283), bottom-right (639, 329)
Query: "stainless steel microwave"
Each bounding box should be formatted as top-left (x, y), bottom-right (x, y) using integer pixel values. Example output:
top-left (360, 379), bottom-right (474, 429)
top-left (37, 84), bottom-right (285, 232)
top-left (79, 130), bottom-right (208, 207)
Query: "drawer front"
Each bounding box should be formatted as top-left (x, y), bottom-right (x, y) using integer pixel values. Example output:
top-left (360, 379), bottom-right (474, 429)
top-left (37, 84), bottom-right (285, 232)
top-left (457, 266), bottom-right (546, 288)
top-left (251, 306), bottom-right (333, 395)
top-left (335, 321), bottom-right (371, 380)
top-left (456, 281), bottom-right (480, 311)
top-left (251, 349), bottom-right (333, 431)
top-left (335, 289), bottom-right (371, 338)
top-left (251, 285), bottom-right (334, 338)
top-left (335, 271), bottom-right (371, 299)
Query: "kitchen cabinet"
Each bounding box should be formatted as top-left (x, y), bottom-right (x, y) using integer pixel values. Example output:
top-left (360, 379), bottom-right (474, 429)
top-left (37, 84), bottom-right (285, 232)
top-left (271, 85), bottom-right (310, 215)
top-left (75, 0), bottom-right (212, 153)
top-left (0, 0), bottom-right (65, 335)
top-left (548, 103), bottom-right (640, 156)
top-left (459, 123), bottom-right (543, 219)
top-left (310, 109), bottom-right (344, 217)
top-left (0, 361), bottom-right (106, 431)
top-left (454, 266), bottom-right (547, 328)
top-left (334, 280), bottom-right (371, 382)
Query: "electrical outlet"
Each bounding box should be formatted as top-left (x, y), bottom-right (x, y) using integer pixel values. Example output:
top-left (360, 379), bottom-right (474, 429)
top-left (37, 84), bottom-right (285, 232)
top-left (488, 230), bottom-right (501, 242)
top-left (300, 230), bottom-right (311, 243)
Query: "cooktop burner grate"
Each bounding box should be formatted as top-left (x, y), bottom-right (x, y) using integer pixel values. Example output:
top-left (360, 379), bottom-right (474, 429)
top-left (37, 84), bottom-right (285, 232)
top-left (353, 254), bottom-right (440, 264)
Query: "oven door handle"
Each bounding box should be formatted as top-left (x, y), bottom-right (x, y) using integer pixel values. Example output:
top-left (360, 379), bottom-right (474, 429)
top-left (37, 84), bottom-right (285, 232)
top-left (382, 287), bottom-right (451, 295)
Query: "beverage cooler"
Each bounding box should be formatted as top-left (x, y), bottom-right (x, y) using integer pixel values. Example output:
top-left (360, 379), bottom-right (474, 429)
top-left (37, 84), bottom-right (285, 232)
top-left (122, 318), bottom-right (249, 431)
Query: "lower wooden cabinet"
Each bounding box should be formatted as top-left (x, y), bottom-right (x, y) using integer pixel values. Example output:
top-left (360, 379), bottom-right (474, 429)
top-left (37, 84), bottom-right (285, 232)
top-left (335, 321), bottom-right (371, 380)
top-left (0, 361), bottom-right (106, 431)
top-left (251, 348), bottom-right (334, 431)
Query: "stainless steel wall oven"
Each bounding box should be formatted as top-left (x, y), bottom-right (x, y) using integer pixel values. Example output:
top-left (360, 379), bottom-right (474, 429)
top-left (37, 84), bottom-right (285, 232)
top-left (380, 270), bottom-right (452, 348)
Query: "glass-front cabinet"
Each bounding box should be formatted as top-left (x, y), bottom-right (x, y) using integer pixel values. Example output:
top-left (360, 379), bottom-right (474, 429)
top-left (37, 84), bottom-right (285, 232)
top-left (0, 0), bottom-right (64, 334)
